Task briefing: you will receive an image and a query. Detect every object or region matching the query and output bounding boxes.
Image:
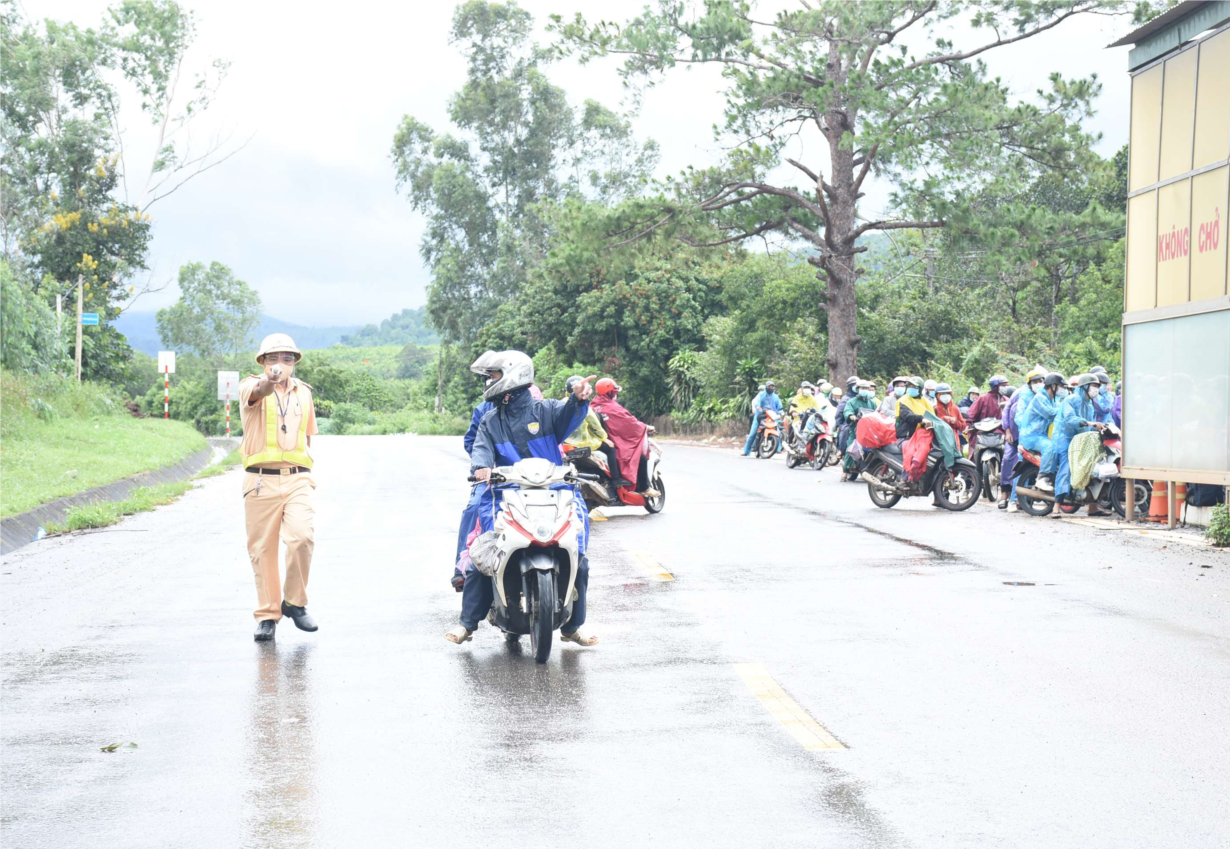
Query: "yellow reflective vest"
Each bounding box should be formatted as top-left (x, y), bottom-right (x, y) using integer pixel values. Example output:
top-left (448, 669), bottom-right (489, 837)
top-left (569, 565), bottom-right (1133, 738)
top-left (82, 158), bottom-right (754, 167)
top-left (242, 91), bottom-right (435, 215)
top-left (241, 381), bottom-right (313, 469)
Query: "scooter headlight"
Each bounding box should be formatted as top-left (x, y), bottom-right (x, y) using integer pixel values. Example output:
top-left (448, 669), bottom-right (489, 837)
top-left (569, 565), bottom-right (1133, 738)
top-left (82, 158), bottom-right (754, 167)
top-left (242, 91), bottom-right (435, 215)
top-left (535, 525), bottom-right (552, 541)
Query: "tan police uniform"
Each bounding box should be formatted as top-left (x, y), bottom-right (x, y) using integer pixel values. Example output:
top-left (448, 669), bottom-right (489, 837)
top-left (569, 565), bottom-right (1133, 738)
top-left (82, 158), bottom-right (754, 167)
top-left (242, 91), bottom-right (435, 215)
top-left (239, 374), bottom-right (318, 622)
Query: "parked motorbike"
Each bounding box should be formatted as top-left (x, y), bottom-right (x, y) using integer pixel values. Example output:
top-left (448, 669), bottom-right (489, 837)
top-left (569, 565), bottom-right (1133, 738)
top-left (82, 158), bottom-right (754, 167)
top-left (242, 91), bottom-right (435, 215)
top-left (784, 408), bottom-right (833, 470)
top-left (561, 435), bottom-right (665, 514)
top-left (860, 434), bottom-right (981, 511)
top-left (466, 458), bottom-right (588, 663)
top-left (969, 418), bottom-right (1005, 502)
top-left (1013, 423), bottom-right (1147, 519)
top-left (751, 410), bottom-right (783, 459)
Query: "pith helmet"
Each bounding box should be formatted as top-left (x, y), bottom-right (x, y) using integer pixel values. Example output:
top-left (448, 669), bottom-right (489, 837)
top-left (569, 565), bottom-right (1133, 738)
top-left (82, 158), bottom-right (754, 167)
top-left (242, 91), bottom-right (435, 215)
top-left (256, 333), bottom-right (301, 364)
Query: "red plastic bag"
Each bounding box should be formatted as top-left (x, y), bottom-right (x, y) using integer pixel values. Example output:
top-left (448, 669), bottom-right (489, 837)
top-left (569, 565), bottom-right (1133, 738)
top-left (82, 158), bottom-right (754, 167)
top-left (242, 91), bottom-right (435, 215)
top-left (902, 427), bottom-right (934, 482)
top-left (856, 414), bottom-right (896, 449)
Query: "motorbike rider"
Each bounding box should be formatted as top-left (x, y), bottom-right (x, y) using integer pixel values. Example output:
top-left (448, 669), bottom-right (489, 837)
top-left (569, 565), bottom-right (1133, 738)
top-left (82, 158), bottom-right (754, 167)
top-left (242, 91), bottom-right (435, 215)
top-left (923, 379), bottom-right (939, 405)
top-left (933, 382), bottom-right (966, 434)
top-left (1000, 366), bottom-right (1047, 510)
top-left (1037, 373), bottom-right (1103, 508)
top-left (964, 374), bottom-right (1008, 454)
top-left (958, 386), bottom-right (980, 412)
top-left (879, 376), bottom-right (909, 417)
top-left (1090, 368), bottom-right (1115, 424)
top-left (894, 376), bottom-right (934, 442)
top-left (564, 376), bottom-right (612, 456)
top-left (591, 378), bottom-right (658, 495)
top-left (1021, 372), bottom-right (1067, 501)
top-left (446, 352), bottom-right (597, 647)
top-left (742, 379), bottom-right (783, 456)
top-left (841, 379), bottom-right (878, 480)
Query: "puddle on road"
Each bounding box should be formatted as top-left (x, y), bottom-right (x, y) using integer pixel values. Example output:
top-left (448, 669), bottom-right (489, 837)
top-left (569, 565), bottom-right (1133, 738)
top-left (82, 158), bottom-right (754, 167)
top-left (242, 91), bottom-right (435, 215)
top-left (1002, 581), bottom-right (1036, 586)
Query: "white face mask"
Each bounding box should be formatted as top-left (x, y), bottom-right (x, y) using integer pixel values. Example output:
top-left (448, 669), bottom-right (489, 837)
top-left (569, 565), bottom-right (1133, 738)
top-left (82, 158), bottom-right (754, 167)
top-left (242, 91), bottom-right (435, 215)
top-left (939, 394), bottom-right (952, 404)
top-left (1087, 385), bottom-right (1099, 399)
top-left (1030, 381), bottom-right (1043, 392)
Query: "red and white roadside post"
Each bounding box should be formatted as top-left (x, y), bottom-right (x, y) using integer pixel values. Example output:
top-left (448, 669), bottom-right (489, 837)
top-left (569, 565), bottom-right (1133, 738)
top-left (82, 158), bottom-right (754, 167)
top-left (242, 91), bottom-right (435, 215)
top-left (158, 352), bottom-right (176, 420)
top-left (217, 370), bottom-right (240, 438)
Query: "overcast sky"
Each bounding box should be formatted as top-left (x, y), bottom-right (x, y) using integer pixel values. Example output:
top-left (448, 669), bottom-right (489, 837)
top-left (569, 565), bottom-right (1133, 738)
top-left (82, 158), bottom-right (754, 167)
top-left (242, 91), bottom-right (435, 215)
top-left (26, 0), bottom-right (1140, 327)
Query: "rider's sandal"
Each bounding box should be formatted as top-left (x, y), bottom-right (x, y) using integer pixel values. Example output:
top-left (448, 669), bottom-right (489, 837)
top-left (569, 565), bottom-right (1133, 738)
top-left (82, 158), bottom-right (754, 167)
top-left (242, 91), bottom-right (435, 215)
top-left (444, 626), bottom-right (473, 644)
top-left (560, 627), bottom-right (599, 647)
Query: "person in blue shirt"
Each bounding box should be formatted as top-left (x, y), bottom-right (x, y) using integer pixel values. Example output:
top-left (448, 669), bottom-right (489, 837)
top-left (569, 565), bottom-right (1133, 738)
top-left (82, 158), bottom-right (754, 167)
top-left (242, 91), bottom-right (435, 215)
top-left (446, 351), bottom-right (597, 647)
top-left (1038, 373), bottom-right (1102, 502)
top-left (742, 379), bottom-right (783, 456)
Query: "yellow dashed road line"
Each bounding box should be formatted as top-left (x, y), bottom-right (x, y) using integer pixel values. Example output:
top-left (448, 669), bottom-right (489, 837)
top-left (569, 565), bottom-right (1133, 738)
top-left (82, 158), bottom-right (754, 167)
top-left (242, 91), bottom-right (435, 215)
top-left (735, 663), bottom-right (845, 751)
top-left (633, 550), bottom-right (675, 581)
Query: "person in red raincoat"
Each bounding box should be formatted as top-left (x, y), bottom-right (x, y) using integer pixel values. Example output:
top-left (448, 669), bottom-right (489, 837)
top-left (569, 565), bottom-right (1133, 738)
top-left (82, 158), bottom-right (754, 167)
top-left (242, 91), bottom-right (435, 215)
top-left (589, 378), bottom-right (657, 494)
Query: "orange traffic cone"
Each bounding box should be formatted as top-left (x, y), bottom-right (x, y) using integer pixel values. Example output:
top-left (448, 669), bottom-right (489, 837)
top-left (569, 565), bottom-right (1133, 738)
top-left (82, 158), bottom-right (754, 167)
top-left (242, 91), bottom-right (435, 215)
top-left (1145, 480), bottom-right (1168, 522)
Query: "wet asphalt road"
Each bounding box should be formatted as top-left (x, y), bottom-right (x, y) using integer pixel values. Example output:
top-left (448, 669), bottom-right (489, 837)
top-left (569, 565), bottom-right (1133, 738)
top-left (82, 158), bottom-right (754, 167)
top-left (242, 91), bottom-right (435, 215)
top-left (2, 435), bottom-right (1228, 848)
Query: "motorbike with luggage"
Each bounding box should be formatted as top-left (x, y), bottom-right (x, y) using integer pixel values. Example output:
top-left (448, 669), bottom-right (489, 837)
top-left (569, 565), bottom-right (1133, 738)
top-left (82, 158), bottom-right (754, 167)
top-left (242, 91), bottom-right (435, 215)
top-left (465, 458), bottom-right (589, 663)
top-left (561, 434), bottom-right (665, 514)
top-left (856, 416), bottom-right (981, 512)
top-left (1013, 423), bottom-right (1146, 519)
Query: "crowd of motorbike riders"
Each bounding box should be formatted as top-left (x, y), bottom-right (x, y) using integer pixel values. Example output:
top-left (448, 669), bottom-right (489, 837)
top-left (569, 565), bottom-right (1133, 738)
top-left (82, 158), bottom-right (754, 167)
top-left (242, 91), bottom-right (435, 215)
top-left (741, 365), bottom-right (1129, 517)
top-left (440, 348), bottom-right (1127, 657)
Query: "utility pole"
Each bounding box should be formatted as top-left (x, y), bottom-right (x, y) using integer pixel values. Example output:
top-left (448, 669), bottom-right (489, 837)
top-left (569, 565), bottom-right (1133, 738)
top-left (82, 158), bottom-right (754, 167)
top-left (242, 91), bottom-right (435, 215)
top-left (75, 275), bottom-right (83, 382)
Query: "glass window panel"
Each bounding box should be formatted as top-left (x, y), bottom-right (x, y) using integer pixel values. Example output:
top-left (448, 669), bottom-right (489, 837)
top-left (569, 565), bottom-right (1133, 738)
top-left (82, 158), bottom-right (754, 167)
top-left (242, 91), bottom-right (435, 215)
top-left (1124, 319), bottom-right (1173, 470)
top-left (1155, 179), bottom-right (1190, 306)
top-left (1193, 29), bottom-right (1230, 169)
top-left (1191, 166), bottom-right (1228, 300)
top-left (1125, 310), bottom-right (1230, 475)
top-left (1169, 311), bottom-right (1230, 473)
top-left (1129, 64), bottom-right (1163, 191)
top-left (1159, 48), bottom-right (1197, 181)
top-left (1126, 191), bottom-right (1158, 311)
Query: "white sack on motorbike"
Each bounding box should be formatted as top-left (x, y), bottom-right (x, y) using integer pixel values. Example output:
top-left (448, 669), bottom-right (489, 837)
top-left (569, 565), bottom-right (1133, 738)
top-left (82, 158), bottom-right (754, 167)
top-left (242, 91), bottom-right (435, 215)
top-left (469, 531), bottom-right (502, 576)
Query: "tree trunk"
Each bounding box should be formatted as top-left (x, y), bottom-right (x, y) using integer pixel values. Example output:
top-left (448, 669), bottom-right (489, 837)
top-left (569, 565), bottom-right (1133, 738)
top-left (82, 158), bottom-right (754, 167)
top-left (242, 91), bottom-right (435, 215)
top-left (825, 134), bottom-right (860, 385)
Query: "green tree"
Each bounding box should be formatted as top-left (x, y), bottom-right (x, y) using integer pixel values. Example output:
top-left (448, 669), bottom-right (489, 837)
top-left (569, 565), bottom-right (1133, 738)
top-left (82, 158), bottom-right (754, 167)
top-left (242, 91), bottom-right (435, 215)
top-left (389, 0), bottom-right (657, 348)
top-left (552, 0), bottom-right (1144, 382)
top-left (156, 261), bottom-right (261, 360)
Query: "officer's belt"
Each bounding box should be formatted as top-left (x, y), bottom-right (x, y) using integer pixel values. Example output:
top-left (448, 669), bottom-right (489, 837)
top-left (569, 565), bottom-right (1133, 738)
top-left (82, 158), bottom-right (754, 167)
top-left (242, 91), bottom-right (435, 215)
top-left (245, 466), bottom-right (311, 476)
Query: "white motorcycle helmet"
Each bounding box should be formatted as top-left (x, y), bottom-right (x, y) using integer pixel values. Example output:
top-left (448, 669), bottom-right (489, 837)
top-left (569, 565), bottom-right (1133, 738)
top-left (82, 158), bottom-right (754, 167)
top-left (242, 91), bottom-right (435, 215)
top-left (469, 350), bottom-right (500, 375)
top-left (482, 350), bottom-right (535, 401)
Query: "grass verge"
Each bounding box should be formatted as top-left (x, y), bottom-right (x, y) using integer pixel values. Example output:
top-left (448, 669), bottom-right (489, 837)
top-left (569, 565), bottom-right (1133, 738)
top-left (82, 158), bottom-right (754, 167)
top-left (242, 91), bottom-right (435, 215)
top-left (1, 371), bottom-right (207, 517)
top-left (194, 447), bottom-right (242, 479)
top-left (44, 481), bottom-right (194, 534)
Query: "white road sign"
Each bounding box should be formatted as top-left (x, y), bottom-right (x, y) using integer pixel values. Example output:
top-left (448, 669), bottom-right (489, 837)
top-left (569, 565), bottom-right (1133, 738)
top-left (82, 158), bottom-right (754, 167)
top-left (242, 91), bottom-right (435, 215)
top-left (217, 370), bottom-right (241, 401)
top-left (157, 351), bottom-right (176, 374)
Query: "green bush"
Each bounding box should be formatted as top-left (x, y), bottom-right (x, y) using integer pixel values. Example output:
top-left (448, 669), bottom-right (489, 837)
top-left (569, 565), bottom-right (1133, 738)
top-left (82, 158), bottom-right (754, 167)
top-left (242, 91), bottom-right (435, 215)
top-left (329, 402), bottom-right (375, 434)
top-left (1206, 504), bottom-right (1230, 548)
top-left (1, 261), bottom-right (68, 374)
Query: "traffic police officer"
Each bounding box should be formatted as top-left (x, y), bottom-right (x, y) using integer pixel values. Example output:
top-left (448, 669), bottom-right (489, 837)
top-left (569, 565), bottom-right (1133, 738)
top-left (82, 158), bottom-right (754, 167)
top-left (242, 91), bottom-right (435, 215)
top-left (240, 333), bottom-right (319, 642)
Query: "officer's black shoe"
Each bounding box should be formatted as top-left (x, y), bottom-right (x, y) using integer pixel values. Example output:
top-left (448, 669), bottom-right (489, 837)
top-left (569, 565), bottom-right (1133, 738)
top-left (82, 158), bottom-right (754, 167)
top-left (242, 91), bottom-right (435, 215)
top-left (254, 619), bottom-right (276, 642)
top-left (281, 601), bottom-right (318, 632)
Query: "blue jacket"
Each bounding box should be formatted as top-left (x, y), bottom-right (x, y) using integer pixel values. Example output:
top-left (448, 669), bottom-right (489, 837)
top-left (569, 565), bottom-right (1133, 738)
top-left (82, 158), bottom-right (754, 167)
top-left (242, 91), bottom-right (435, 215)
top-left (1092, 388), bottom-right (1115, 424)
top-left (753, 390), bottom-right (783, 415)
top-left (1021, 390), bottom-right (1060, 440)
top-left (470, 388), bottom-right (588, 472)
top-left (1056, 391), bottom-right (1096, 444)
top-left (463, 401), bottom-right (494, 455)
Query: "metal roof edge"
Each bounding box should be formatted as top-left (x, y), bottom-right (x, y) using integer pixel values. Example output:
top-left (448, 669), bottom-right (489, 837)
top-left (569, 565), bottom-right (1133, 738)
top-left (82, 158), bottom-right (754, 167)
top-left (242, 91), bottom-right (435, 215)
top-left (1108, 1), bottom-right (1230, 70)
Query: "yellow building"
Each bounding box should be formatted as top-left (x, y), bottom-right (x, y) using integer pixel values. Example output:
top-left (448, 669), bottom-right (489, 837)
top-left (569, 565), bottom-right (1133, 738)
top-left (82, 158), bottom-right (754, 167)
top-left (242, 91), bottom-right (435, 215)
top-left (1111, 1), bottom-right (1230, 491)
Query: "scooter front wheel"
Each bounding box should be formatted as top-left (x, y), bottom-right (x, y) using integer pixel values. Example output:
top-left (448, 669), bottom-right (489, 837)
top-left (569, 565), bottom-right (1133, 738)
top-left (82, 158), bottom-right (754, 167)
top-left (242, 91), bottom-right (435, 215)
top-left (757, 435), bottom-right (781, 459)
top-left (644, 473), bottom-right (666, 514)
top-left (530, 570), bottom-right (556, 663)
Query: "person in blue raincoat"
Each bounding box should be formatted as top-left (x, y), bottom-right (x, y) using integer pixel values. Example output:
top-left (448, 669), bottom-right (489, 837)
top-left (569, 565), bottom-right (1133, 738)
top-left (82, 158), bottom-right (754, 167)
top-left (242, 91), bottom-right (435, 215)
top-left (1020, 372), bottom-right (1067, 489)
top-left (1001, 367), bottom-right (1046, 511)
top-left (742, 380), bottom-right (783, 456)
top-left (1090, 368), bottom-right (1115, 424)
top-left (445, 351), bottom-right (598, 647)
top-left (1038, 373), bottom-right (1102, 502)
top-left (450, 352), bottom-right (500, 592)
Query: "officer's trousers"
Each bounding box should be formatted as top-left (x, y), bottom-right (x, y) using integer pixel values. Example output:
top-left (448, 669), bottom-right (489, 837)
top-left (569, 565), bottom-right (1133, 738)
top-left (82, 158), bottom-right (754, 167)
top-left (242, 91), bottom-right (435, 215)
top-left (243, 471), bottom-right (315, 621)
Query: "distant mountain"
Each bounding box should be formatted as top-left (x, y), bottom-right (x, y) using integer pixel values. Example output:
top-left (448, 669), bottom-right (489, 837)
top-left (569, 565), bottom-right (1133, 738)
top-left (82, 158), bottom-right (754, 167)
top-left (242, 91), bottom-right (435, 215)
top-left (340, 306), bottom-right (439, 347)
top-left (113, 312), bottom-right (361, 356)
